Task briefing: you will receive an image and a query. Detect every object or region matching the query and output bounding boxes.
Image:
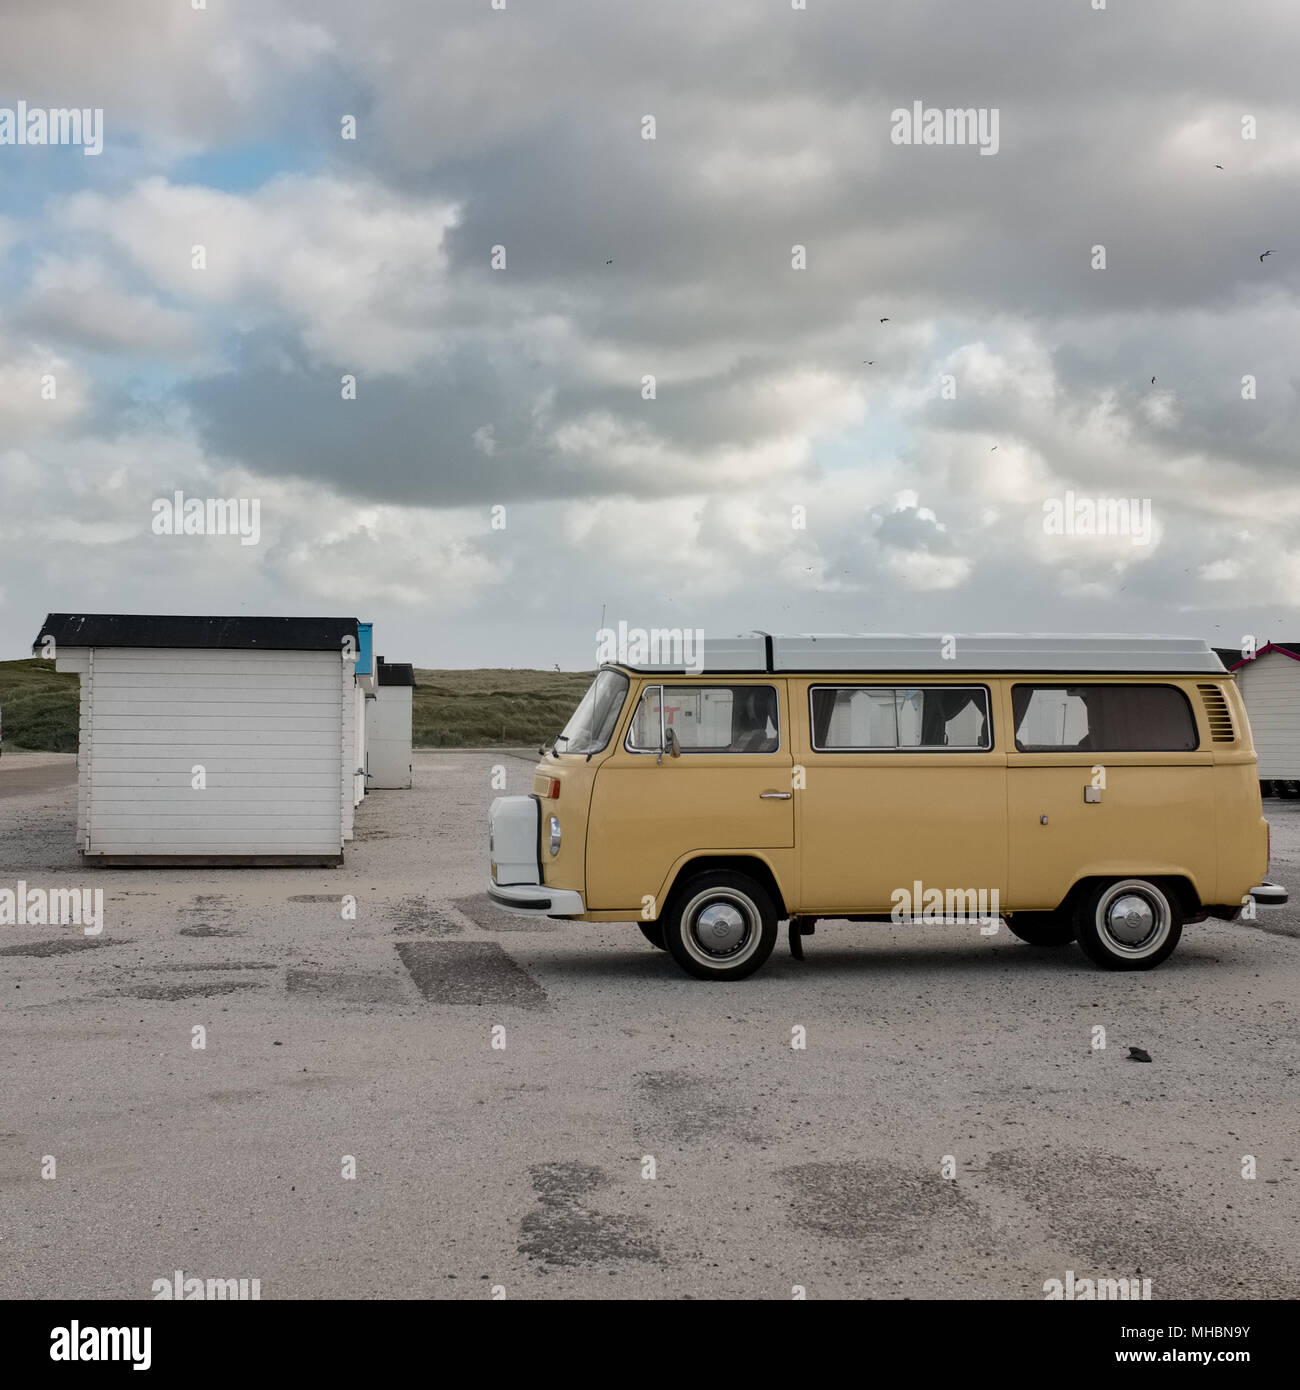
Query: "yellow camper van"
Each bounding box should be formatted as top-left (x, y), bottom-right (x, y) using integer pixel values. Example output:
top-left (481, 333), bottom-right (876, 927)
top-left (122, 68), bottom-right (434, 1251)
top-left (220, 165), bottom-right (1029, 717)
top-left (488, 635), bottom-right (1285, 981)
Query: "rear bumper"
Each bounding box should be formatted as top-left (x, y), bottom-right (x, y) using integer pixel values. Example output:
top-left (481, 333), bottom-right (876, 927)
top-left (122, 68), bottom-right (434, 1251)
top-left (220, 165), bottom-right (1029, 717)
top-left (488, 882), bottom-right (585, 917)
top-left (1250, 881), bottom-right (1288, 906)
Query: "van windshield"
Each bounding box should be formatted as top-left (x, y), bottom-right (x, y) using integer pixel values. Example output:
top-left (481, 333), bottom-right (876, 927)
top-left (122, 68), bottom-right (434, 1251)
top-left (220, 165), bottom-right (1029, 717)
top-left (556, 669), bottom-right (629, 755)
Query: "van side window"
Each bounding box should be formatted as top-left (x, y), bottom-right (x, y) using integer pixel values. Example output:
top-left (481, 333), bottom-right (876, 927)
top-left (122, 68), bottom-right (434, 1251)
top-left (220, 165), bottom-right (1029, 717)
top-left (1012, 685), bottom-right (1198, 752)
top-left (626, 685), bottom-right (780, 753)
top-left (809, 686), bottom-right (991, 751)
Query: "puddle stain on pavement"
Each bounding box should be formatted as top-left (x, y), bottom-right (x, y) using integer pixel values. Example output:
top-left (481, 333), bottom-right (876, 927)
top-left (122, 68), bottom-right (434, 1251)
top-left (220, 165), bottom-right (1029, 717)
top-left (518, 1161), bottom-right (661, 1268)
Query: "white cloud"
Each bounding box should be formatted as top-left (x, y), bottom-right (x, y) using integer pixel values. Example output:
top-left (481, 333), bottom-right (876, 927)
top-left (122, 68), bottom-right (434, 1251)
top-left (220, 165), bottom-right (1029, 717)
top-left (57, 176), bottom-right (460, 372)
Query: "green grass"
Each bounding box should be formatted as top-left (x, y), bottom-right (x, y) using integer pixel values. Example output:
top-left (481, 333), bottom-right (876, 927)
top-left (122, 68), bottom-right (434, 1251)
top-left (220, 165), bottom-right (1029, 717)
top-left (0, 659), bottom-right (593, 753)
top-left (0, 659), bottom-right (81, 753)
top-left (412, 668), bottom-right (594, 747)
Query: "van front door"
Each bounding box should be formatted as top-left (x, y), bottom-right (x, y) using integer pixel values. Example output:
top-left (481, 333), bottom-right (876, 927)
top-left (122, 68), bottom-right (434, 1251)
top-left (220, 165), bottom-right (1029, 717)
top-left (585, 681), bottom-right (794, 914)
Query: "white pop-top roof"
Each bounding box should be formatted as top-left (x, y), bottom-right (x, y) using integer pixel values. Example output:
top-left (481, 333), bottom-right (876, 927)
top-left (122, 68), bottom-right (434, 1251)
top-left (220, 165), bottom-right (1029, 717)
top-left (616, 633), bottom-right (1226, 675)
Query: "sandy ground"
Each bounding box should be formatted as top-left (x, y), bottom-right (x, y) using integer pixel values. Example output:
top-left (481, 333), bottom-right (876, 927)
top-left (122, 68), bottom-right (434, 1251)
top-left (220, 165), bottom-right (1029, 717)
top-left (0, 750), bottom-right (79, 798)
top-left (1, 750), bottom-right (1298, 1301)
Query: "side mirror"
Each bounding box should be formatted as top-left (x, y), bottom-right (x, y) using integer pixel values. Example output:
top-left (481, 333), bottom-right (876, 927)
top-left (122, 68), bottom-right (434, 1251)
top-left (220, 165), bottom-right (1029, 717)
top-left (666, 727), bottom-right (682, 758)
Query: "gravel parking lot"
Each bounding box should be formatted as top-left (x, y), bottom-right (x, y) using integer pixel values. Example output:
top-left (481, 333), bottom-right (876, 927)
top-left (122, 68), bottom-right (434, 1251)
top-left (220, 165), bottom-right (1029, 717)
top-left (2, 750), bottom-right (1298, 1300)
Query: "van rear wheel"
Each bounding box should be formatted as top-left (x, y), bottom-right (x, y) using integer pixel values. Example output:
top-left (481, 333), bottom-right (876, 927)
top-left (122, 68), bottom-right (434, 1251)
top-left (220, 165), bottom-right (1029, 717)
top-left (1007, 912), bottom-right (1075, 946)
top-left (1074, 879), bottom-right (1182, 970)
top-left (663, 871), bottom-right (777, 981)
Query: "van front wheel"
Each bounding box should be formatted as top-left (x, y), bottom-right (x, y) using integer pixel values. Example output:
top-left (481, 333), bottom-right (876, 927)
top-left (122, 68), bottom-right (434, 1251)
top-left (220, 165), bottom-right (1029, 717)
top-left (1074, 879), bottom-right (1182, 970)
top-left (663, 871), bottom-right (778, 981)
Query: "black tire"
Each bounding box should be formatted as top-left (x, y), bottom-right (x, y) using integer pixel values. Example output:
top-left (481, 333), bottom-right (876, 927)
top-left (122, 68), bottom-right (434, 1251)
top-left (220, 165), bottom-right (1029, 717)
top-left (661, 870), bottom-right (778, 981)
top-left (1006, 911), bottom-right (1075, 946)
top-left (638, 921), bottom-right (666, 950)
top-left (1073, 878), bottom-right (1182, 971)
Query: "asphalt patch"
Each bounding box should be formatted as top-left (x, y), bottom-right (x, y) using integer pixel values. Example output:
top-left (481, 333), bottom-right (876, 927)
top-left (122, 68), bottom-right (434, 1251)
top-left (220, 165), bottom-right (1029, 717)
top-left (451, 892), bottom-right (559, 933)
top-left (782, 1158), bottom-right (983, 1258)
top-left (394, 941), bottom-right (548, 1008)
top-left (149, 962), bottom-right (277, 972)
top-left (178, 925), bottom-right (243, 938)
top-left (286, 968), bottom-right (408, 1004)
top-left (0, 937), bottom-right (119, 958)
top-left (986, 1147), bottom-right (1300, 1299)
top-left (287, 895), bottom-right (342, 904)
top-left (117, 980), bottom-right (266, 1000)
top-left (518, 1161), bottom-right (660, 1268)
top-left (386, 896), bottom-right (464, 937)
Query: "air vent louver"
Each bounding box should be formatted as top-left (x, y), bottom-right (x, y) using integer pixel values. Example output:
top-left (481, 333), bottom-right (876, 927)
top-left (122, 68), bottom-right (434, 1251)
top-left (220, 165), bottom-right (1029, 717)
top-left (1198, 684), bottom-right (1234, 742)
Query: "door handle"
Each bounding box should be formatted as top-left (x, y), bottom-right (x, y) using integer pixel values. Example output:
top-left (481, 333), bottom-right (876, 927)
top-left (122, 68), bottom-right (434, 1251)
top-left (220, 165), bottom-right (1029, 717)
top-left (759, 791), bottom-right (792, 800)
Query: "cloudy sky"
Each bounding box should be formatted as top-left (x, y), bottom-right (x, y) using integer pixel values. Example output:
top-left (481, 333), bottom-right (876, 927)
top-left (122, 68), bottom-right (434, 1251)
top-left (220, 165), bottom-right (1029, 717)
top-left (2, 0), bottom-right (1299, 669)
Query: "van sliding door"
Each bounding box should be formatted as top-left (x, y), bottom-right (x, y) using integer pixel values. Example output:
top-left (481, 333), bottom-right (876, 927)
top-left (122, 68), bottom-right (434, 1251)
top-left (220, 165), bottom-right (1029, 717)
top-left (794, 682), bottom-right (1007, 917)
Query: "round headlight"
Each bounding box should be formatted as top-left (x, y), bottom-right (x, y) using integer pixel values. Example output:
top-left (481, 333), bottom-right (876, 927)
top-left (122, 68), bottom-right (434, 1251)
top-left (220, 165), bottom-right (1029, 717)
top-left (548, 815), bottom-right (561, 856)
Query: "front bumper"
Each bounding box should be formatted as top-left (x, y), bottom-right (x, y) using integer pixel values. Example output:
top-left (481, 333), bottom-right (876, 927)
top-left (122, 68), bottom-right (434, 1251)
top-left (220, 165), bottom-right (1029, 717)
top-left (1250, 881), bottom-right (1288, 906)
top-left (487, 882), bottom-right (585, 917)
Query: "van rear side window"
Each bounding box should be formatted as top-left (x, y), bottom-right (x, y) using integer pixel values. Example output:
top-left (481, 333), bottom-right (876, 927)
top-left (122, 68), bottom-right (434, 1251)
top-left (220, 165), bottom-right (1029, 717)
top-left (809, 686), bottom-right (991, 750)
top-left (626, 685), bottom-right (780, 753)
top-left (1012, 684), bottom-right (1198, 752)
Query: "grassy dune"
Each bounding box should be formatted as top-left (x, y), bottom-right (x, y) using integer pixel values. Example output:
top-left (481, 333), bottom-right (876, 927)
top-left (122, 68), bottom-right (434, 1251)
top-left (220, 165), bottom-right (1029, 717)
top-left (0, 659), bottom-right (81, 752)
top-left (0, 658), bottom-right (593, 752)
top-left (412, 668), bottom-right (593, 747)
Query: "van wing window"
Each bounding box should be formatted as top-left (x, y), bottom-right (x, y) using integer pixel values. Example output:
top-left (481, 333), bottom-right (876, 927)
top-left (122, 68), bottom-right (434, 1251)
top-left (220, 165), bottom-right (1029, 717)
top-left (556, 669), bottom-right (629, 755)
top-left (627, 685), bottom-right (780, 753)
top-left (810, 686), bottom-right (990, 750)
top-left (1011, 684), bottom-right (1198, 752)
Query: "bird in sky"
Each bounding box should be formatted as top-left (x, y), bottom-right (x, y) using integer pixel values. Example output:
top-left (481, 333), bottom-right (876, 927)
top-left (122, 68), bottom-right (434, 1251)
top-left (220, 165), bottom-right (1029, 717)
top-left (1214, 164), bottom-right (1223, 169)
top-left (880, 317), bottom-right (890, 323)
top-left (1260, 250), bottom-right (1276, 261)
top-left (990, 445), bottom-right (998, 451)
top-left (1151, 376), bottom-right (1157, 384)
top-left (863, 360), bottom-right (874, 365)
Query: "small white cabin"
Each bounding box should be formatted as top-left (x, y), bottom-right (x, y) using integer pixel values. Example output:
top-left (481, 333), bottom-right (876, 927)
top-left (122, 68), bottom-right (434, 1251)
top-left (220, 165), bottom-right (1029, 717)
top-left (365, 657), bottom-right (414, 790)
top-left (35, 613), bottom-right (361, 865)
top-left (1218, 642), bottom-right (1300, 782)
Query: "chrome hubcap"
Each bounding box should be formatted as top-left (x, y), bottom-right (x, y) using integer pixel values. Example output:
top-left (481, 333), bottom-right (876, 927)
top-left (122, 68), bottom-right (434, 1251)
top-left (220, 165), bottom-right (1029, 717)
top-left (1107, 894), bottom-right (1155, 945)
top-left (693, 902), bottom-right (747, 955)
top-left (1097, 881), bottom-right (1170, 956)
